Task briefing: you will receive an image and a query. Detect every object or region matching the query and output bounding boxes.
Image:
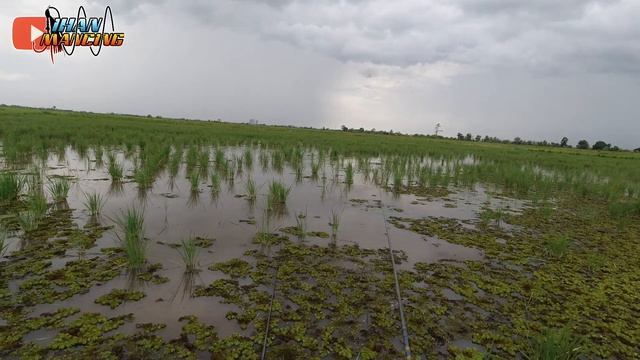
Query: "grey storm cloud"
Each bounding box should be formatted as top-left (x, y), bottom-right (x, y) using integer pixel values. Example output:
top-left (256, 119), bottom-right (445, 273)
top-left (144, 0), bottom-right (640, 74)
top-left (0, 0), bottom-right (639, 148)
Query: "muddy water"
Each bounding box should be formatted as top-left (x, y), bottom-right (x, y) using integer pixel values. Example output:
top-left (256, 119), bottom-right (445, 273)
top-left (8, 147), bottom-right (525, 344)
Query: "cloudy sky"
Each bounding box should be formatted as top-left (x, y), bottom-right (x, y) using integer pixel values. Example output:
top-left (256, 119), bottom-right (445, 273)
top-left (1, 0), bottom-right (639, 148)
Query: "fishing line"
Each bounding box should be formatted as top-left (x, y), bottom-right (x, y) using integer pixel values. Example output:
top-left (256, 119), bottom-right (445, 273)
top-left (260, 266), bottom-right (278, 360)
top-left (380, 199), bottom-right (412, 359)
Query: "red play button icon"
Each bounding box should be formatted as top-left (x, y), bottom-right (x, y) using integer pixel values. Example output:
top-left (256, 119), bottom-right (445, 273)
top-left (13, 17), bottom-right (47, 51)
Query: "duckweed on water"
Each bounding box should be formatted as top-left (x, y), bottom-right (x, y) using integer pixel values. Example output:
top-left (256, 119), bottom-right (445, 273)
top-left (95, 289), bottom-right (146, 309)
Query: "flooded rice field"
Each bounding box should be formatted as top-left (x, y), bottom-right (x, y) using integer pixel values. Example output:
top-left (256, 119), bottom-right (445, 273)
top-left (1, 144), bottom-right (638, 359)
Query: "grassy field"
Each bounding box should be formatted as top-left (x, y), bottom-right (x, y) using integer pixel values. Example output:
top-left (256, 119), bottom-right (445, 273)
top-left (0, 105), bottom-right (639, 359)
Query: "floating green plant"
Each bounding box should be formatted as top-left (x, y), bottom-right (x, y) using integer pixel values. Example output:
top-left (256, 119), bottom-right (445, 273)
top-left (95, 288), bottom-right (146, 309)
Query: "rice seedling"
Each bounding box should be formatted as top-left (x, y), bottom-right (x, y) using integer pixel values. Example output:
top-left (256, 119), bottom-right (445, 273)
top-left (47, 177), bottom-right (71, 202)
top-left (83, 192), bottom-right (105, 217)
top-left (169, 148), bottom-right (182, 177)
top-left (94, 147), bottom-right (104, 168)
top-left (268, 181), bottom-right (290, 207)
top-left (329, 210), bottom-right (340, 240)
top-left (17, 210), bottom-right (39, 233)
top-left (311, 161), bottom-right (321, 180)
top-left (544, 234), bottom-right (571, 258)
top-left (294, 211), bottom-right (308, 240)
top-left (27, 191), bottom-right (48, 219)
top-left (210, 172), bottom-right (221, 194)
top-left (0, 172), bottom-right (23, 203)
top-left (345, 163), bottom-right (354, 185)
top-left (107, 153), bottom-right (124, 181)
top-left (525, 327), bottom-right (583, 360)
top-left (198, 148), bottom-right (209, 174)
top-left (214, 149), bottom-right (227, 170)
top-left (244, 148), bottom-right (253, 169)
top-left (178, 236), bottom-right (200, 273)
top-left (188, 171), bottom-right (200, 193)
top-left (133, 166), bottom-right (154, 189)
top-left (115, 207), bottom-right (146, 270)
top-left (246, 177), bottom-right (257, 202)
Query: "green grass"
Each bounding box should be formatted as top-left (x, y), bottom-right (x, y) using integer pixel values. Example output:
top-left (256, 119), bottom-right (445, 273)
top-left (107, 153), bottom-right (124, 181)
top-left (525, 327), bottom-right (583, 360)
top-left (27, 190), bottom-right (48, 219)
top-left (178, 236), bottom-right (200, 273)
top-left (188, 171), bottom-right (200, 193)
top-left (115, 207), bottom-right (146, 270)
top-left (17, 210), bottom-right (40, 233)
top-left (295, 210), bottom-right (307, 240)
top-left (268, 181), bottom-right (290, 207)
top-left (0, 173), bottom-right (23, 203)
top-left (329, 210), bottom-right (340, 240)
top-left (210, 172), bottom-right (221, 194)
top-left (246, 178), bottom-right (257, 202)
top-left (47, 177), bottom-right (71, 202)
top-left (545, 234), bottom-right (571, 258)
top-left (344, 163), bottom-right (354, 185)
top-left (83, 192), bottom-right (105, 217)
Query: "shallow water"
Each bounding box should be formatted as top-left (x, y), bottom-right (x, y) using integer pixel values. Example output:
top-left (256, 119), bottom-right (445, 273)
top-left (2, 146), bottom-right (527, 349)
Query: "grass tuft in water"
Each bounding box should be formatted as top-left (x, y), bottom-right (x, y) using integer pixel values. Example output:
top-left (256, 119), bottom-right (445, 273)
top-left (17, 211), bottom-right (40, 233)
top-left (0, 173), bottom-right (23, 203)
top-left (178, 236), bottom-right (200, 273)
top-left (107, 153), bottom-right (124, 181)
top-left (246, 178), bottom-right (257, 202)
top-left (526, 327), bottom-right (583, 360)
top-left (329, 210), bottom-right (341, 241)
top-left (47, 177), bottom-right (71, 202)
top-left (116, 207), bottom-right (146, 270)
top-left (210, 172), bottom-right (221, 194)
top-left (188, 171), bottom-right (200, 193)
top-left (345, 163), bottom-right (354, 185)
top-left (83, 192), bottom-right (105, 217)
top-left (295, 210), bottom-right (307, 240)
top-left (544, 234), bottom-right (571, 258)
top-left (268, 181), bottom-right (290, 207)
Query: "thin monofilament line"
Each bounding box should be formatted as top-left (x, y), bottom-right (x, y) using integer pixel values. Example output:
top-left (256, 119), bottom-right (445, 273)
top-left (260, 251), bottom-right (278, 360)
top-left (380, 203), bottom-right (412, 359)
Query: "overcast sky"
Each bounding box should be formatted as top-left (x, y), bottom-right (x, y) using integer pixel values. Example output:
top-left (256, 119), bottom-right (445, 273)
top-left (1, 0), bottom-right (639, 148)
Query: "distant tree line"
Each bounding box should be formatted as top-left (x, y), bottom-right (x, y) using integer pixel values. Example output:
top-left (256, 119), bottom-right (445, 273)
top-left (338, 124), bottom-right (636, 152)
